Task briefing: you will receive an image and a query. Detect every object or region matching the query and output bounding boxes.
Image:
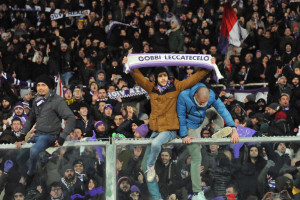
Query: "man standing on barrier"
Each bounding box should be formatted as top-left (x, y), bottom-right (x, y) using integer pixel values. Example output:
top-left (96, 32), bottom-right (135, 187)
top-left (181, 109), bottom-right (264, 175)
top-left (177, 83), bottom-right (240, 200)
top-left (123, 56), bottom-right (213, 200)
top-left (15, 74), bottom-right (75, 187)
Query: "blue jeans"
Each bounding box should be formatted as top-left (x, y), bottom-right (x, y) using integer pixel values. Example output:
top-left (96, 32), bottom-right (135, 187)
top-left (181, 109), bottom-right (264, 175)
top-left (147, 131), bottom-right (177, 167)
top-left (142, 146), bottom-right (162, 200)
top-left (61, 71), bottom-right (73, 86)
top-left (17, 134), bottom-right (57, 176)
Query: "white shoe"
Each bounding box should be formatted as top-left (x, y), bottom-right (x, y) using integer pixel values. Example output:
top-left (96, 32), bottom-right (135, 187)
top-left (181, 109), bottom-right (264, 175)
top-left (192, 191), bottom-right (206, 200)
top-left (212, 127), bottom-right (232, 138)
top-left (146, 166), bottom-right (155, 182)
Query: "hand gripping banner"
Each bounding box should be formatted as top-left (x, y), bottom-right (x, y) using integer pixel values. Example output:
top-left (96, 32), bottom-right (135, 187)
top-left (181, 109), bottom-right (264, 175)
top-left (123, 53), bottom-right (224, 83)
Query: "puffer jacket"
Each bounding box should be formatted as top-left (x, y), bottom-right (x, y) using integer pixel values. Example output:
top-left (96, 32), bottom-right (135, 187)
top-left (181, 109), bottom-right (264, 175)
top-left (132, 68), bottom-right (208, 132)
top-left (22, 92), bottom-right (75, 139)
top-left (177, 83), bottom-right (235, 137)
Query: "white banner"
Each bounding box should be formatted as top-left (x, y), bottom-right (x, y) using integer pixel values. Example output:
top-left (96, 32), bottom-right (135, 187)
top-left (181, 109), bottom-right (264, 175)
top-left (50, 10), bottom-right (90, 20)
top-left (108, 86), bottom-right (147, 99)
top-left (124, 53), bottom-right (224, 82)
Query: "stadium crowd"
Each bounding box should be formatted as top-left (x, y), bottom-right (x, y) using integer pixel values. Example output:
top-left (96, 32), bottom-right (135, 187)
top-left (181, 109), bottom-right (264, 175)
top-left (0, 0), bottom-right (300, 199)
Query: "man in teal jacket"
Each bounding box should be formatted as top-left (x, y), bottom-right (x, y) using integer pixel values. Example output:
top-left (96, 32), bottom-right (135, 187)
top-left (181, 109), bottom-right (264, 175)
top-left (177, 83), bottom-right (239, 200)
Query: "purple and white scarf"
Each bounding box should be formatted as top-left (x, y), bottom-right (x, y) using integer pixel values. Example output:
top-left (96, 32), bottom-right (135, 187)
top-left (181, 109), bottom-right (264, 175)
top-left (106, 21), bottom-right (138, 39)
top-left (157, 80), bottom-right (171, 93)
top-left (123, 53), bottom-right (223, 83)
top-left (13, 114), bottom-right (28, 125)
top-left (36, 97), bottom-right (46, 108)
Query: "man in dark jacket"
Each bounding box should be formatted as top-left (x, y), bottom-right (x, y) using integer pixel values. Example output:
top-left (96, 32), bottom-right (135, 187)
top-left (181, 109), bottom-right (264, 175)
top-left (0, 117), bottom-right (22, 144)
top-left (31, 55), bottom-right (48, 82)
top-left (0, 96), bottom-right (14, 132)
top-left (75, 102), bottom-right (94, 138)
top-left (168, 19), bottom-right (184, 53)
top-left (60, 43), bottom-right (74, 86)
top-left (60, 164), bottom-right (83, 198)
top-left (278, 93), bottom-right (300, 135)
top-left (16, 74), bottom-right (75, 186)
top-left (150, 24), bottom-right (169, 53)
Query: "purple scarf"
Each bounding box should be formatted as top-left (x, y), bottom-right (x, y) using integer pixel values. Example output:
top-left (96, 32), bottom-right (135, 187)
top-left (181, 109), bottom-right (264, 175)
top-left (157, 80), bottom-right (171, 93)
top-left (13, 114), bottom-right (28, 125)
top-left (70, 186), bottom-right (103, 200)
top-left (36, 97), bottom-right (46, 108)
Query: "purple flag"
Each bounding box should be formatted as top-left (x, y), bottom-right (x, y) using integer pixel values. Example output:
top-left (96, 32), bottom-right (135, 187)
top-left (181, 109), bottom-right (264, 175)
top-left (232, 125), bottom-right (256, 158)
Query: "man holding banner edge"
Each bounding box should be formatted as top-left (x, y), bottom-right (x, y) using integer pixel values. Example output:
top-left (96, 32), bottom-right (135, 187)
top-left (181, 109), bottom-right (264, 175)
top-left (123, 55), bottom-right (213, 199)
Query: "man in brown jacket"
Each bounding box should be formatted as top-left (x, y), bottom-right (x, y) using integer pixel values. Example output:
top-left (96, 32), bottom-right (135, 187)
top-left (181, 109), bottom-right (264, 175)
top-left (123, 57), bottom-right (212, 185)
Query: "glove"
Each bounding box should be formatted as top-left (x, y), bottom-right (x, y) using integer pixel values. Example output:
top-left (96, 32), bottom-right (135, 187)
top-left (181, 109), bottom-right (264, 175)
top-left (17, 134), bottom-right (26, 142)
top-left (57, 137), bottom-right (65, 146)
top-left (266, 160), bottom-right (275, 168)
top-left (4, 160), bottom-right (14, 173)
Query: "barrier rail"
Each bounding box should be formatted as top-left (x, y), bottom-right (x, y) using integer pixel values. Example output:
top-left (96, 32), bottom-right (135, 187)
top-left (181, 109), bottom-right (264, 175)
top-left (1, 136), bottom-right (298, 199)
top-left (211, 82), bottom-right (269, 90)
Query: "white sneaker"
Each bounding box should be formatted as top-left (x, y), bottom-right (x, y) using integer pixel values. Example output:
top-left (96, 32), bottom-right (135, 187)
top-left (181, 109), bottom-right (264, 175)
top-left (146, 166), bottom-right (156, 182)
top-left (212, 127), bottom-right (232, 138)
top-left (192, 191), bottom-right (206, 200)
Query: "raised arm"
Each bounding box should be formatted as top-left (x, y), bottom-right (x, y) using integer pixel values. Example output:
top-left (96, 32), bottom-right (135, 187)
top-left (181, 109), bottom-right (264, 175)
top-left (131, 68), bottom-right (154, 92)
top-left (176, 57), bottom-right (217, 92)
top-left (176, 69), bottom-right (209, 92)
top-left (123, 57), bottom-right (154, 93)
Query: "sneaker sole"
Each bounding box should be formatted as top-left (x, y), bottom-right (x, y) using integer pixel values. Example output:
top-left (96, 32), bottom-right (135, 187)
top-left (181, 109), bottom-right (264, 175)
top-left (146, 168), bottom-right (156, 182)
top-left (212, 127), bottom-right (232, 138)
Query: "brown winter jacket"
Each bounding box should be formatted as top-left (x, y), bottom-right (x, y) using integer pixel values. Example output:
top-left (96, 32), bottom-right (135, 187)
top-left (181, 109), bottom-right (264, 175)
top-left (132, 68), bottom-right (208, 132)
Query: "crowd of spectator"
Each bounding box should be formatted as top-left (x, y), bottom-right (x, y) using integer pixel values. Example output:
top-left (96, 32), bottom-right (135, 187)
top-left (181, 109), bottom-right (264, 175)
top-left (0, 0), bottom-right (300, 199)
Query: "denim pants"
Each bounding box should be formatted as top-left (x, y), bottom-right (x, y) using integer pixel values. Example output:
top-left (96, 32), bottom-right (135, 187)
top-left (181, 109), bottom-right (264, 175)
top-left (17, 134), bottom-right (57, 176)
top-left (61, 71), bottom-right (73, 86)
top-left (147, 130), bottom-right (177, 167)
top-left (142, 146), bottom-right (162, 200)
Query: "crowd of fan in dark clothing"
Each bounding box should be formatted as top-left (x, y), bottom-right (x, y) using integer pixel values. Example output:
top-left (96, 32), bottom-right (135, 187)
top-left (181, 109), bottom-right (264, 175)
top-left (0, 0), bottom-right (300, 199)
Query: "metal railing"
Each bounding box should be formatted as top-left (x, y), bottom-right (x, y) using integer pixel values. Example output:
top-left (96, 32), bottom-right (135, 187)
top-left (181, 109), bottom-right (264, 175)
top-left (2, 136), bottom-right (298, 199)
top-left (211, 82), bottom-right (269, 90)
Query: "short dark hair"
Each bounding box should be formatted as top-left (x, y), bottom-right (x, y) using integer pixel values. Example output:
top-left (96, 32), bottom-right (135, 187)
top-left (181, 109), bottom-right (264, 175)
top-left (12, 117), bottom-right (22, 124)
top-left (226, 184), bottom-right (239, 193)
top-left (49, 181), bottom-right (62, 191)
top-left (98, 87), bottom-right (107, 91)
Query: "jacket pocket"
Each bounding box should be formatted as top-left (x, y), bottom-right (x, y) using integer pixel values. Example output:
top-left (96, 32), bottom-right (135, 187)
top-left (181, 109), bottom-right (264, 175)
top-left (149, 116), bottom-right (157, 131)
top-left (166, 114), bottom-right (179, 129)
